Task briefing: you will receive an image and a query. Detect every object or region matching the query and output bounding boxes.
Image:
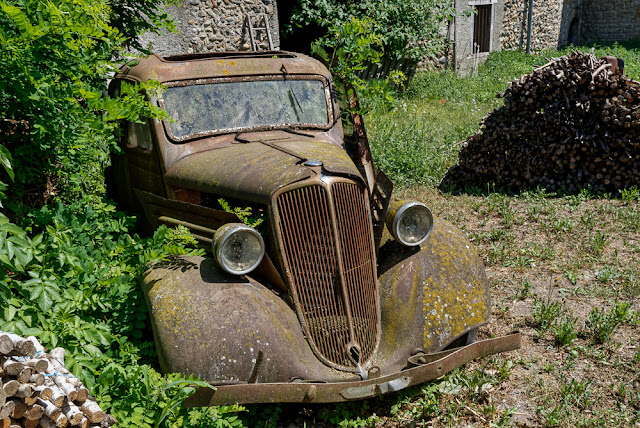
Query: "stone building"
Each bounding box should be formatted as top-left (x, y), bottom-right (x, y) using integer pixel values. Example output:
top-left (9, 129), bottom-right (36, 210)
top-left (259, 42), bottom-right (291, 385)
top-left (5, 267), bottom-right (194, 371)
top-left (137, 0), bottom-right (280, 56)
top-left (452, 0), bottom-right (640, 74)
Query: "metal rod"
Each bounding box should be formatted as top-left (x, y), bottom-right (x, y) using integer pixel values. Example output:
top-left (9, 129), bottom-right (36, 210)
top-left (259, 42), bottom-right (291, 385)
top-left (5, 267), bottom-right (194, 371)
top-left (526, 0), bottom-right (534, 54)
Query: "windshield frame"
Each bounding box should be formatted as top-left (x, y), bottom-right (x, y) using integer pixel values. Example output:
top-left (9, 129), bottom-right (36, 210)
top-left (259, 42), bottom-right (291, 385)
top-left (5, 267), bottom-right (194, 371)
top-left (159, 74), bottom-right (335, 143)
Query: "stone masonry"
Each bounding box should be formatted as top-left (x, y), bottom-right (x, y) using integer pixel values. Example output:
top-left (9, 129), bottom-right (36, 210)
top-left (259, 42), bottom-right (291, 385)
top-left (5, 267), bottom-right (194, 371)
top-left (500, 0), bottom-right (582, 51)
top-left (137, 0), bottom-right (279, 56)
top-left (500, 0), bottom-right (640, 53)
top-left (582, 0), bottom-right (640, 42)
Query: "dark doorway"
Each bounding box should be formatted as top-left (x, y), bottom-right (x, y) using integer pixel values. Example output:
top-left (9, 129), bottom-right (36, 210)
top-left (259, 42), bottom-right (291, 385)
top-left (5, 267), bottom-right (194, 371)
top-left (568, 16), bottom-right (580, 46)
top-left (473, 5), bottom-right (492, 54)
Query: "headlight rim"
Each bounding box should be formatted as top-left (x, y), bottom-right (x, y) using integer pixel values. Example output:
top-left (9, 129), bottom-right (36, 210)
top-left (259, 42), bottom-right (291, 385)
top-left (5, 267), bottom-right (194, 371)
top-left (213, 223), bottom-right (265, 276)
top-left (388, 201), bottom-right (434, 247)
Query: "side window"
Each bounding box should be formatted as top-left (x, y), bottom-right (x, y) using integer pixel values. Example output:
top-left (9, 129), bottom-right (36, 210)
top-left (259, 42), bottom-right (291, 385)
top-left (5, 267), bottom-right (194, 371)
top-left (126, 120), bottom-right (153, 150)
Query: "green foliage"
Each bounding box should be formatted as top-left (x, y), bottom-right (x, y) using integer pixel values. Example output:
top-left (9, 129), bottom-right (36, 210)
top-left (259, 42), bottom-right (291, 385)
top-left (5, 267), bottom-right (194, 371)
top-left (96, 362), bottom-right (223, 428)
top-left (0, 0), bottom-right (168, 204)
top-left (292, 0), bottom-right (454, 62)
top-left (0, 199), bottom-right (251, 425)
top-left (318, 401), bottom-right (380, 427)
top-left (218, 198), bottom-right (264, 229)
top-left (531, 296), bottom-right (565, 337)
top-left (620, 186), bottom-right (640, 203)
top-left (585, 301), bottom-right (631, 344)
top-left (553, 315), bottom-right (578, 347)
top-left (310, 16), bottom-right (405, 115)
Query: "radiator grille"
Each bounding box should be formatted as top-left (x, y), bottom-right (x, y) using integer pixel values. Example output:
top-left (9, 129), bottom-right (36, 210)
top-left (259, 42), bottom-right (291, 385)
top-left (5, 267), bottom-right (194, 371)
top-left (276, 181), bottom-right (379, 370)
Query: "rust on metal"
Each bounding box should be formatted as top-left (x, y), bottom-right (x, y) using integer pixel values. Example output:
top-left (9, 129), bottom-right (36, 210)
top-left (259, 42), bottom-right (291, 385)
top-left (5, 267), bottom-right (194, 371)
top-left (111, 51), bottom-right (522, 407)
top-left (184, 332), bottom-right (521, 406)
top-left (273, 177), bottom-right (379, 372)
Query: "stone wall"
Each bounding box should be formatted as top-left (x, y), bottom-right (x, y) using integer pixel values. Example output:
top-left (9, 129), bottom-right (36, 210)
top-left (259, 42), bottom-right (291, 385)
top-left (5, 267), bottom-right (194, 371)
top-left (500, 0), bottom-right (640, 54)
top-left (500, 0), bottom-right (582, 51)
top-left (137, 0), bottom-right (279, 56)
top-left (582, 0), bottom-right (640, 42)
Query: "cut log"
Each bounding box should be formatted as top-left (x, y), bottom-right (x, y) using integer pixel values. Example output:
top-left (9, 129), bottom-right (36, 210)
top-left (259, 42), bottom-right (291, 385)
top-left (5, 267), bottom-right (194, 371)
top-left (37, 398), bottom-right (62, 421)
top-left (49, 387), bottom-right (67, 408)
top-left (23, 396), bottom-right (37, 406)
top-left (23, 358), bottom-right (49, 373)
top-left (78, 415), bottom-right (90, 428)
top-left (9, 399), bottom-right (25, 419)
top-left (0, 335), bottom-right (13, 355)
top-left (0, 401), bottom-right (14, 419)
top-left (24, 403), bottom-right (44, 420)
top-left (62, 404), bottom-right (83, 426)
top-left (33, 385), bottom-right (53, 401)
top-left (28, 373), bottom-right (44, 387)
top-left (74, 387), bottom-right (89, 404)
top-left (2, 381), bottom-right (18, 397)
top-left (2, 333), bottom-right (36, 357)
top-left (52, 377), bottom-right (77, 402)
top-left (17, 366), bottom-right (33, 383)
top-left (79, 400), bottom-right (105, 424)
top-left (21, 416), bottom-right (39, 428)
top-left (15, 383), bottom-right (33, 398)
top-left (55, 413), bottom-right (69, 428)
top-left (24, 337), bottom-right (45, 355)
top-left (1, 359), bottom-right (22, 377)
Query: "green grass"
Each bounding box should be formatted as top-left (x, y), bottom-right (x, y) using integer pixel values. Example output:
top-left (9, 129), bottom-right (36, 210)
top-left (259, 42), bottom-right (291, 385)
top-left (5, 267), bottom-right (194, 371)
top-left (367, 41), bottom-right (640, 188)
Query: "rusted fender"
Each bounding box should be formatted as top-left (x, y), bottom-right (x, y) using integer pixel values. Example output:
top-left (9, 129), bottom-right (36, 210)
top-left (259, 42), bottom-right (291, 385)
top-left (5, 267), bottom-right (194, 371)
top-left (185, 332), bottom-right (521, 406)
top-left (376, 217), bottom-right (491, 371)
top-left (142, 256), bottom-right (357, 384)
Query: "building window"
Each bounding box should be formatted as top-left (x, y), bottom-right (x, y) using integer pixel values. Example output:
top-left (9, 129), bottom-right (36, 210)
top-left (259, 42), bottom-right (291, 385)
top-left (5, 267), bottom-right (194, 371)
top-left (473, 4), bottom-right (492, 54)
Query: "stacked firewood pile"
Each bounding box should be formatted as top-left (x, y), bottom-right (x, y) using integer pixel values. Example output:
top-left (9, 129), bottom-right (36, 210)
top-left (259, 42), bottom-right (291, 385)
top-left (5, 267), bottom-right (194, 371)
top-left (0, 332), bottom-right (115, 428)
top-left (442, 52), bottom-right (640, 194)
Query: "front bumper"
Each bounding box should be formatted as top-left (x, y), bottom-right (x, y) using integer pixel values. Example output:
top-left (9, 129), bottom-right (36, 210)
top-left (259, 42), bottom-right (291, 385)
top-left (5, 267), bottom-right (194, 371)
top-left (185, 332), bottom-right (521, 406)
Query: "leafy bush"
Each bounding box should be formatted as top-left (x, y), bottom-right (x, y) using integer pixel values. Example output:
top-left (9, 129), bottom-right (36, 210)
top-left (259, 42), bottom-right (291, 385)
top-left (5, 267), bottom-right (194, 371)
top-left (0, 0), bottom-right (167, 206)
top-left (291, 0), bottom-right (454, 62)
top-left (0, 1), bottom-right (252, 425)
top-left (311, 17), bottom-right (405, 115)
top-left (553, 315), bottom-right (578, 347)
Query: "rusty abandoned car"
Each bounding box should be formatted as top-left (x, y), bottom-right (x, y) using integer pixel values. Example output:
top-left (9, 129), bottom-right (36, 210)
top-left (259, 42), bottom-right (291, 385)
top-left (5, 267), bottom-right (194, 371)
top-left (108, 51), bottom-right (521, 405)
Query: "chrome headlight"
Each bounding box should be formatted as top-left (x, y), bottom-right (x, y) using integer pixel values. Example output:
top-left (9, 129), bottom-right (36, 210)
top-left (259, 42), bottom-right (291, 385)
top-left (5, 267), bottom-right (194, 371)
top-left (212, 223), bottom-right (265, 275)
top-left (386, 201), bottom-right (434, 247)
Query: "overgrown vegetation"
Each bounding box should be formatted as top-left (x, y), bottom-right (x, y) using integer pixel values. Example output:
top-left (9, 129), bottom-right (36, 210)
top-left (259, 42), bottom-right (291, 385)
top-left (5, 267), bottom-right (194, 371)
top-left (0, 1), bottom-right (247, 426)
top-left (2, 0), bottom-right (640, 423)
top-left (291, 0), bottom-right (455, 62)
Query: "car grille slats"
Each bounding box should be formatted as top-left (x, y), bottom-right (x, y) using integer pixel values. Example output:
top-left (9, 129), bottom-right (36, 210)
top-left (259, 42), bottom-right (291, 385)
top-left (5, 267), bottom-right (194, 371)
top-left (276, 180), bottom-right (379, 370)
top-left (333, 182), bottom-right (378, 363)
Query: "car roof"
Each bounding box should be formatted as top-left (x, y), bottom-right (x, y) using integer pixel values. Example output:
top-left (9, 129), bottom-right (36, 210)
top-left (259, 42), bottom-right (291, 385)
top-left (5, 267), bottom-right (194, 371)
top-left (116, 51), bottom-right (333, 83)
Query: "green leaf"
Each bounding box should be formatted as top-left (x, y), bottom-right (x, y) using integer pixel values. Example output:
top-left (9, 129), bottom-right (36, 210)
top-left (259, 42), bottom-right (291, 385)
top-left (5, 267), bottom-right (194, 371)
top-left (0, 145), bottom-right (14, 182)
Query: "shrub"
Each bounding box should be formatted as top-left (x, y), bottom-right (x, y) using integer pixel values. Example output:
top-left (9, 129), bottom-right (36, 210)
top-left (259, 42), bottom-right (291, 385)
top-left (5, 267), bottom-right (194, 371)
top-left (291, 0), bottom-right (455, 62)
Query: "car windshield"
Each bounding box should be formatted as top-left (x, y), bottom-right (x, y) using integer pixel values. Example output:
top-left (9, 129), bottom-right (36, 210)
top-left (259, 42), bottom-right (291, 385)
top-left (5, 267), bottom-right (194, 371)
top-left (163, 79), bottom-right (330, 140)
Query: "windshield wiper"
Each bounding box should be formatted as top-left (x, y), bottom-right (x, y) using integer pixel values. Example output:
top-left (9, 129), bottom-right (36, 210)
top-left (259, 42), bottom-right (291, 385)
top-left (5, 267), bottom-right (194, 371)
top-left (281, 64), bottom-right (304, 119)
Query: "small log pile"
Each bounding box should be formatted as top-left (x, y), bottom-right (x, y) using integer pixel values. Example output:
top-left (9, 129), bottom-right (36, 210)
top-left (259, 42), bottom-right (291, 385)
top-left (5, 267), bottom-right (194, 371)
top-left (442, 52), bottom-right (640, 194)
top-left (0, 332), bottom-right (116, 428)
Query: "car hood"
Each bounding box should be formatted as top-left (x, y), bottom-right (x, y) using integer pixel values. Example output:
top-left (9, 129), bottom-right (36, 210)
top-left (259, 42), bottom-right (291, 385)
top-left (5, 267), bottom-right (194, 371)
top-left (164, 139), bottom-right (364, 204)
